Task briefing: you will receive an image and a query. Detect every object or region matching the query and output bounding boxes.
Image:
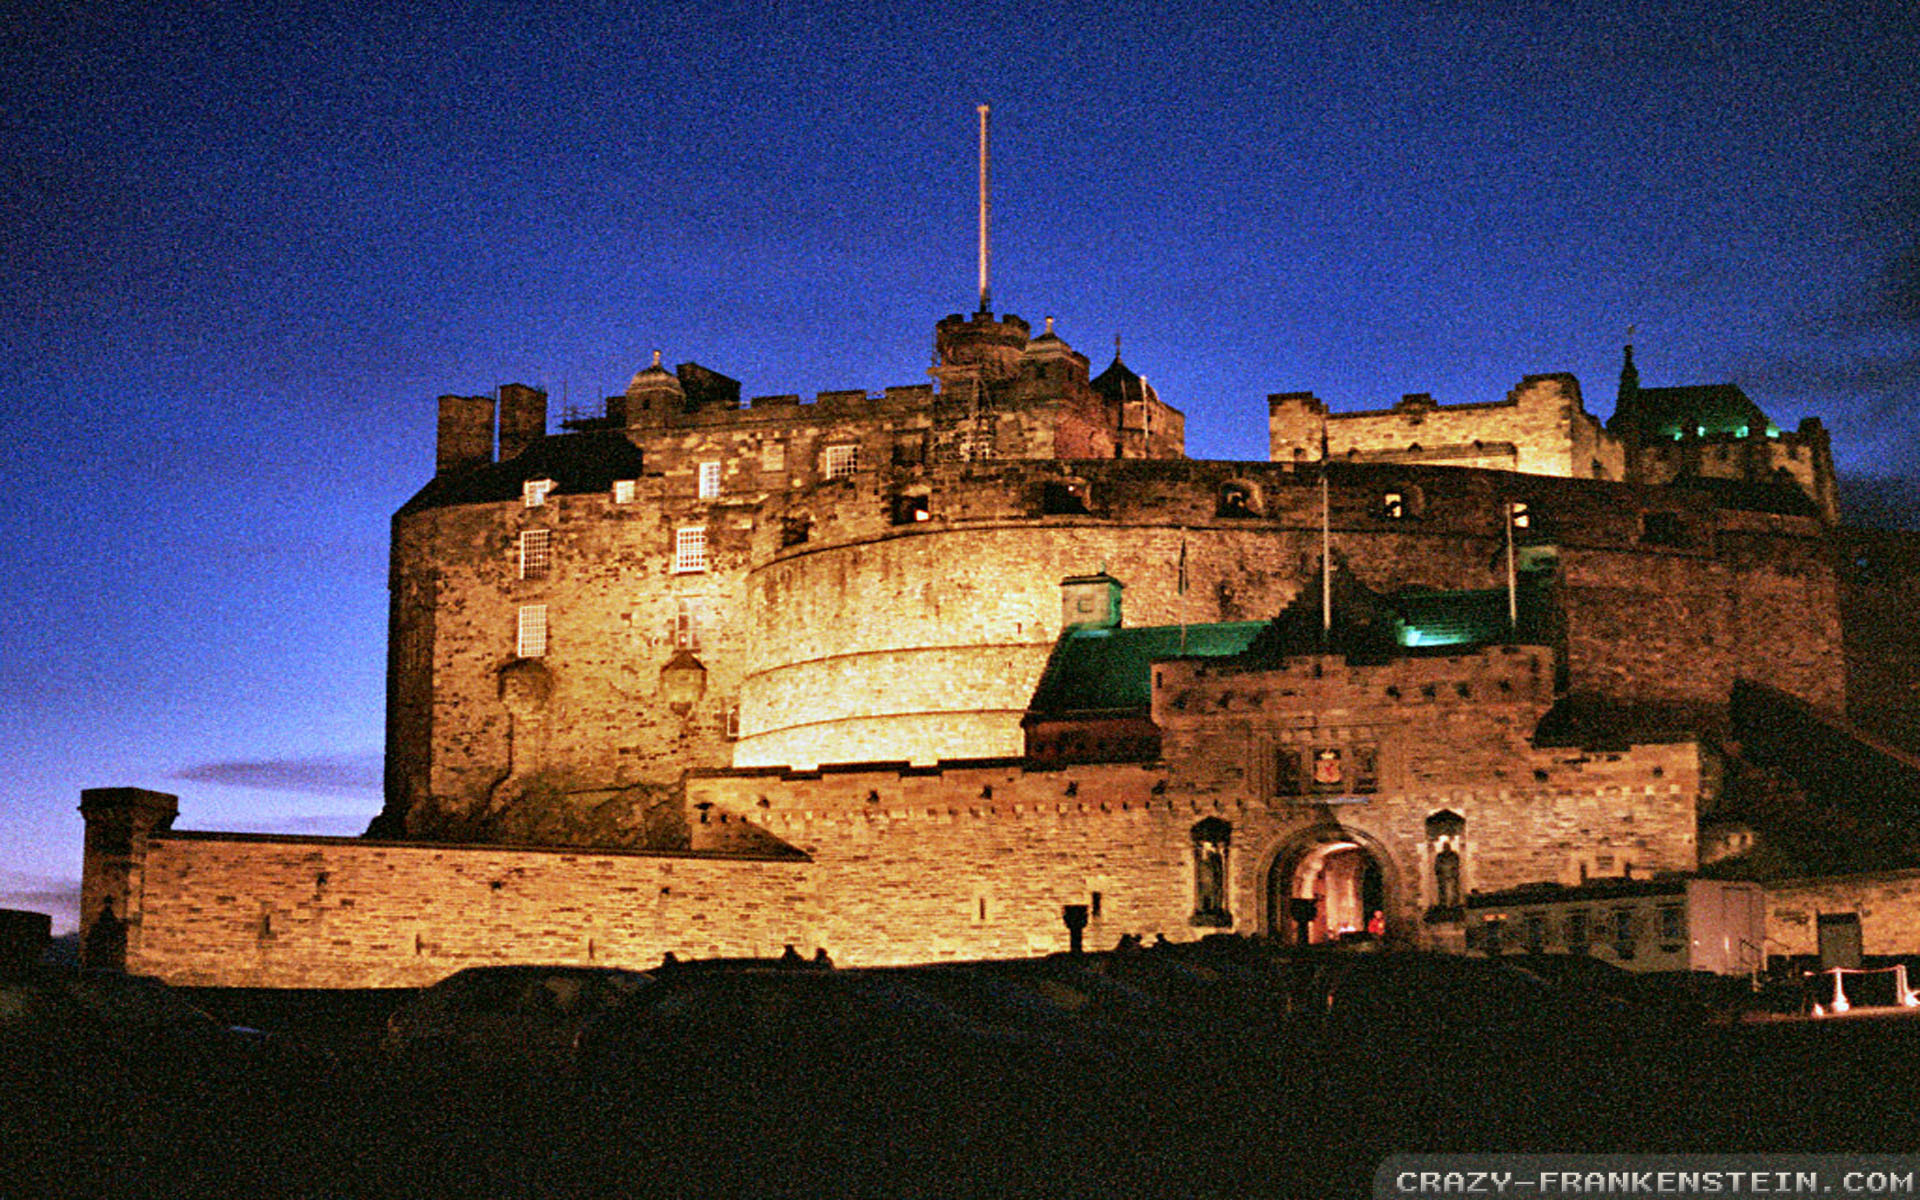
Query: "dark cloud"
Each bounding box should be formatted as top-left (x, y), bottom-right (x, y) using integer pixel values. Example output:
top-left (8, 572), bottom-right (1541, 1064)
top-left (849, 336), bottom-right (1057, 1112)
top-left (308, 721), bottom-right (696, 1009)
top-left (174, 751), bottom-right (382, 797)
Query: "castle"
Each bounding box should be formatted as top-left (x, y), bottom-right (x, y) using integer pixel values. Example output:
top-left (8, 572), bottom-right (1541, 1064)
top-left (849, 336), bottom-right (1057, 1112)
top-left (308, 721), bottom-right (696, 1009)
top-left (78, 298), bottom-right (1920, 987)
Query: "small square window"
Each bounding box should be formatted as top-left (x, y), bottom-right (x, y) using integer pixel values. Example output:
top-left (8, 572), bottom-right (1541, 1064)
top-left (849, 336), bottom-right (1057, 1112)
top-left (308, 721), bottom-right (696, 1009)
top-left (523, 478), bottom-right (555, 507)
top-left (1510, 500), bottom-right (1530, 529)
top-left (516, 605), bottom-right (547, 658)
top-left (1381, 492), bottom-right (1405, 520)
top-left (518, 529), bottom-right (550, 581)
top-left (698, 461), bottom-right (721, 499)
top-left (824, 444), bottom-right (859, 480)
top-left (612, 479), bottom-right (637, 504)
top-left (1641, 512), bottom-right (1684, 546)
top-left (674, 527), bottom-right (708, 574)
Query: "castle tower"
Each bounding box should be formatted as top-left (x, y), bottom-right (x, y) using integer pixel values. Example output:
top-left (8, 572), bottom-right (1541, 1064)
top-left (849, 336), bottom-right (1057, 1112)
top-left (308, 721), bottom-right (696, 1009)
top-left (624, 350), bottom-right (686, 430)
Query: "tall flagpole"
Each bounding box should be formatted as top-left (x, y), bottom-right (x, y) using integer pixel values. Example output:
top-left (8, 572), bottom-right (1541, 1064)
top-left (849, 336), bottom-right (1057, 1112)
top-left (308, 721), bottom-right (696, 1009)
top-left (1320, 421), bottom-right (1332, 640)
top-left (977, 103), bottom-right (991, 315)
top-left (1506, 500), bottom-right (1519, 631)
top-left (1178, 530), bottom-right (1189, 653)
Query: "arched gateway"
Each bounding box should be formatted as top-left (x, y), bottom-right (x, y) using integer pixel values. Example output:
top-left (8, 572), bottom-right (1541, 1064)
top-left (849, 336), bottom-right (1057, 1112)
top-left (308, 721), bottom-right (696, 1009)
top-left (1267, 825), bottom-right (1401, 945)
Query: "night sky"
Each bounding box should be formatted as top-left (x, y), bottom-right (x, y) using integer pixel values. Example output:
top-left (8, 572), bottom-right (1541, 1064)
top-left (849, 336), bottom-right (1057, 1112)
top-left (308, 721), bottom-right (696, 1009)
top-left (4, 1), bottom-right (1916, 931)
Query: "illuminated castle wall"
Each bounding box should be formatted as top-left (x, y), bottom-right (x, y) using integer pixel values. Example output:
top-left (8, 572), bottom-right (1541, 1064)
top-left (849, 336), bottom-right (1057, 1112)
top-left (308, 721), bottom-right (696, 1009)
top-left (79, 307), bottom-right (1920, 987)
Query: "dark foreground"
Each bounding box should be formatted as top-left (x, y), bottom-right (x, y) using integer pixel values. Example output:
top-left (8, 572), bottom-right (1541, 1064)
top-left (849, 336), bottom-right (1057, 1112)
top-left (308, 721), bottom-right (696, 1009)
top-left (4, 945), bottom-right (1914, 1200)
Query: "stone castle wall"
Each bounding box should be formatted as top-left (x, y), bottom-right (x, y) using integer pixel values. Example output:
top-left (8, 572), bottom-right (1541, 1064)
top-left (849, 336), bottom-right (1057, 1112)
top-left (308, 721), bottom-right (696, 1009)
top-left (127, 832), bottom-right (814, 988)
top-left (390, 439), bottom-right (1846, 836)
top-left (1154, 646), bottom-right (1705, 899)
top-left (1268, 375), bottom-right (1625, 480)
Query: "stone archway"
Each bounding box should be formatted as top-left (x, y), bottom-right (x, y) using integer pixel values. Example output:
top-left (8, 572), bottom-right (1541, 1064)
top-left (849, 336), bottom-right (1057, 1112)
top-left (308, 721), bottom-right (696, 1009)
top-left (1267, 824), bottom-right (1399, 945)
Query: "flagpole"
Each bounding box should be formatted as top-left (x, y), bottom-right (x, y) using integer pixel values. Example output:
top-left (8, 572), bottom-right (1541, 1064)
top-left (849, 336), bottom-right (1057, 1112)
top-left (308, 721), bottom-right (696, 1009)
top-left (1505, 501), bottom-right (1518, 632)
top-left (1178, 530), bottom-right (1189, 653)
top-left (1320, 424), bottom-right (1332, 641)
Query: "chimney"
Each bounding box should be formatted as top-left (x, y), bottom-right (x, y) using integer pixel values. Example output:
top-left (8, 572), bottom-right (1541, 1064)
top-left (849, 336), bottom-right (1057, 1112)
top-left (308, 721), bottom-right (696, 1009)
top-left (497, 384), bottom-right (548, 462)
top-left (436, 394), bottom-right (495, 473)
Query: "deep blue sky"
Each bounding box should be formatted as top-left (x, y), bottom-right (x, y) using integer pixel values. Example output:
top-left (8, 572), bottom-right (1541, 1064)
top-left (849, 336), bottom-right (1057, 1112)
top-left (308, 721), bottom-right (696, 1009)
top-left (4, 0), bottom-right (1916, 930)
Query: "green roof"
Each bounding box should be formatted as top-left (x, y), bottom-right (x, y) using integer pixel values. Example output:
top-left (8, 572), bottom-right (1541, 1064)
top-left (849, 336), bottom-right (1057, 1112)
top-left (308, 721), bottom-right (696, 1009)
top-left (1026, 621), bottom-right (1265, 718)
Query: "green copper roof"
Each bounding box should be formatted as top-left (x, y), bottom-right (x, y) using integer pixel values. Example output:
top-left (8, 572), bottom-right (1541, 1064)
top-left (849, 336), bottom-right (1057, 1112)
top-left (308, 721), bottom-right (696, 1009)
top-left (1028, 575), bottom-right (1554, 720)
top-left (1026, 621), bottom-right (1265, 718)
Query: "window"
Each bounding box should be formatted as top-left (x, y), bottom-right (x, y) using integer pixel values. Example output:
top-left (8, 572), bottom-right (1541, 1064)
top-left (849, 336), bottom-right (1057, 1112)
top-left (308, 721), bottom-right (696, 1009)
top-left (824, 444), bottom-right (859, 480)
top-left (1042, 480), bottom-right (1089, 515)
top-left (611, 479), bottom-right (637, 504)
top-left (1218, 481), bottom-right (1258, 518)
top-left (780, 516), bottom-right (811, 548)
top-left (673, 599), bottom-right (700, 650)
top-left (1524, 912), bottom-right (1546, 954)
top-left (1381, 491), bottom-right (1406, 520)
top-left (1510, 500), bottom-right (1530, 530)
top-left (1566, 910), bottom-right (1590, 954)
top-left (516, 605), bottom-right (547, 658)
top-left (523, 478), bottom-right (555, 507)
top-left (891, 491), bottom-right (930, 524)
top-left (674, 527), bottom-right (708, 574)
top-left (1658, 903), bottom-right (1685, 946)
top-left (518, 530), bottom-right (551, 581)
top-left (698, 461), bottom-right (721, 499)
top-left (1611, 908), bottom-right (1636, 959)
top-left (1641, 511), bottom-right (1684, 546)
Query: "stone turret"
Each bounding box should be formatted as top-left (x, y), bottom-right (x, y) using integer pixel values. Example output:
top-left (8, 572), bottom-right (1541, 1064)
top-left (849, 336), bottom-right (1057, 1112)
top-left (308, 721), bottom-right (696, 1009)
top-left (624, 351), bottom-right (686, 430)
top-left (932, 310), bottom-right (1031, 387)
top-left (78, 787), bottom-right (178, 970)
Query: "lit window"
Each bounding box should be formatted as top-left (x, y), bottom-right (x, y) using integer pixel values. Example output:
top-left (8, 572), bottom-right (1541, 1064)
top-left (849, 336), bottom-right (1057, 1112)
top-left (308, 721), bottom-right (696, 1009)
top-left (516, 605), bottom-right (547, 658)
top-left (698, 461), bottom-right (721, 499)
top-left (518, 529), bottom-right (550, 580)
top-left (673, 598), bottom-right (700, 650)
top-left (612, 480), bottom-right (637, 504)
top-left (674, 527), bottom-right (708, 574)
top-left (523, 478), bottom-right (555, 507)
top-left (1381, 492), bottom-right (1405, 520)
top-left (824, 444), bottom-right (859, 480)
top-left (1510, 501), bottom-right (1530, 529)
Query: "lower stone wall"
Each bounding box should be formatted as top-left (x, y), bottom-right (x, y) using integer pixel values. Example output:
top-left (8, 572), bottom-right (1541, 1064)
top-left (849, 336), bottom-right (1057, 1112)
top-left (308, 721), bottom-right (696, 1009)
top-left (129, 834), bottom-right (814, 988)
top-left (1766, 870), bottom-right (1920, 959)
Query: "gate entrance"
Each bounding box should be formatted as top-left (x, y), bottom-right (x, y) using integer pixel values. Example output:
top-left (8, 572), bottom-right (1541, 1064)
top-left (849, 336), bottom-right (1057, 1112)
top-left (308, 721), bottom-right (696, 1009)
top-left (1270, 831), bottom-right (1389, 945)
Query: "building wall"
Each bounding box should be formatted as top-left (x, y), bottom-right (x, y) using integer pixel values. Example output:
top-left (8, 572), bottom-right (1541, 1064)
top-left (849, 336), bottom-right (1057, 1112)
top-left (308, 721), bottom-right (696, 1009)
top-left (1766, 870), bottom-right (1920, 960)
top-left (1153, 646), bottom-right (1704, 902)
top-left (127, 833), bottom-right (814, 988)
top-left (1267, 375), bottom-right (1623, 480)
top-left (389, 443), bottom-right (1846, 837)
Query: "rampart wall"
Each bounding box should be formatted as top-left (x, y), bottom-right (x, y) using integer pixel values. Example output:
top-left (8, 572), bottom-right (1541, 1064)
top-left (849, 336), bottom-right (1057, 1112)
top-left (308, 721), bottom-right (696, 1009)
top-left (391, 421), bottom-right (1845, 842)
top-left (1267, 375), bottom-right (1625, 480)
top-left (126, 832), bottom-right (813, 988)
